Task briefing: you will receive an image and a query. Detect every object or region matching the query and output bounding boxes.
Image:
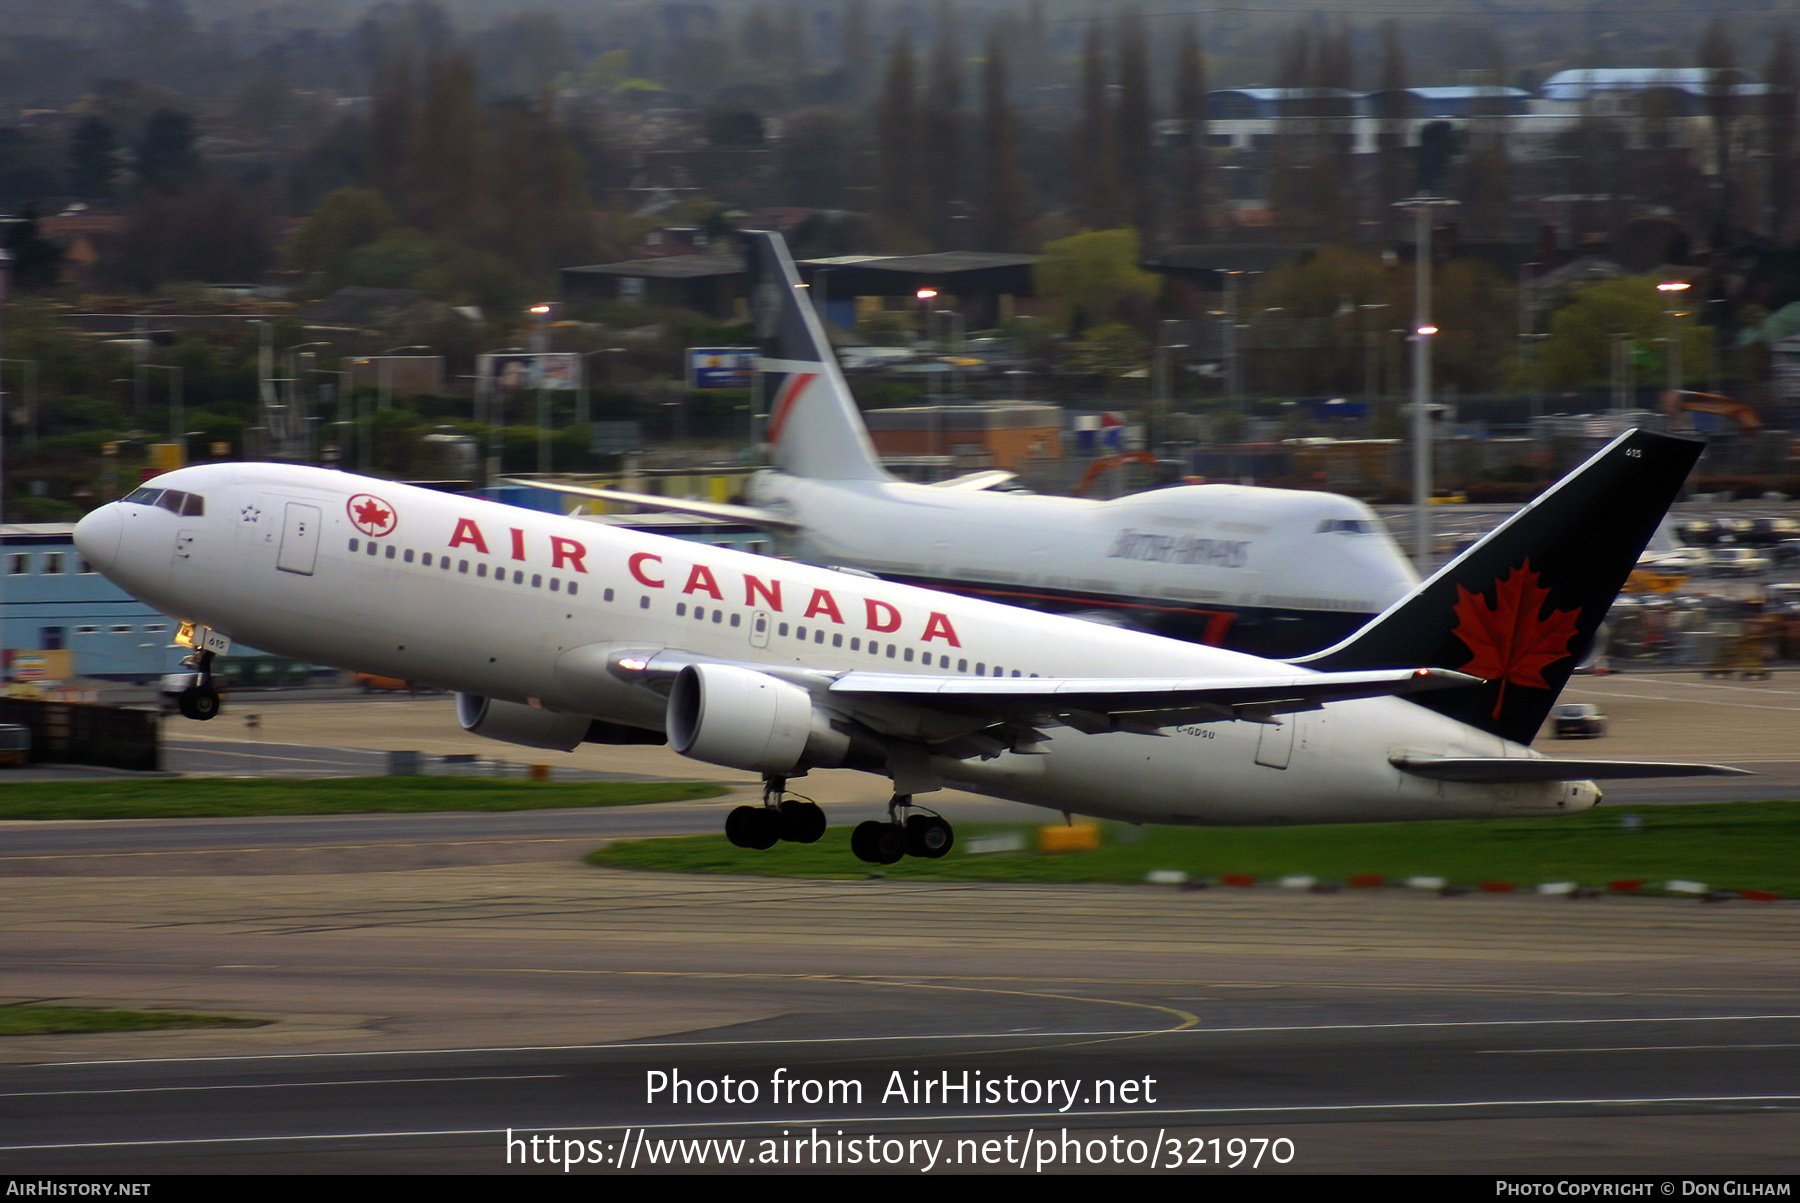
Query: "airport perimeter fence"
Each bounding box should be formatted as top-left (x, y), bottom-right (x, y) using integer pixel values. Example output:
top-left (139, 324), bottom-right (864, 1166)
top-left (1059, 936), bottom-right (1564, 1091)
top-left (1601, 604), bottom-right (1800, 673)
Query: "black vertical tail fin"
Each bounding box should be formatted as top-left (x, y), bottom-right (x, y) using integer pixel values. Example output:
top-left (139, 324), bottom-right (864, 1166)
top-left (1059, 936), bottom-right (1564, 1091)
top-left (740, 229), bottom-right (889, 481)
top-left (1296, 429), bottom-right (1702, 744)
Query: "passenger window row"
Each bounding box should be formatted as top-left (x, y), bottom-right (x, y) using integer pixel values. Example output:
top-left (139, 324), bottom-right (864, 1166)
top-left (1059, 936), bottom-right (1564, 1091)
top-left (348, 537), bottom-right (585, 596)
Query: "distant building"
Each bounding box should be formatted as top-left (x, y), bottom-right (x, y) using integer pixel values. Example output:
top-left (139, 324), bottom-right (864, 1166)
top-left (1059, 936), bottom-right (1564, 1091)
top-left (560, 253), bottom-right (748, 318)
top-left (799, 252), bottom-right (1039, 332)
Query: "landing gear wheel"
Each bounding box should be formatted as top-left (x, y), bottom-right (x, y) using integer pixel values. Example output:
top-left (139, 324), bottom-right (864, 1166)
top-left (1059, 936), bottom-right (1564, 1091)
top-left (725, 805), bottom-right (780, 850)
top-left (851, 820), bottom-right (905, 865)
top-left (177, 684), bottom-right (220, 721)
top-left (905, 814), bottom-right (954, 859)
top-left (778, 799), bottom-right (826, 844)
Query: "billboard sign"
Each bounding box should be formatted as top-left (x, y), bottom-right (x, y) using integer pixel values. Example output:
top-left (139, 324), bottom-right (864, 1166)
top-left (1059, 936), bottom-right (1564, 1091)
top-left (479, 352), bottom-right (581, 391)
top-left (687, 347), bottom-right (757, 390)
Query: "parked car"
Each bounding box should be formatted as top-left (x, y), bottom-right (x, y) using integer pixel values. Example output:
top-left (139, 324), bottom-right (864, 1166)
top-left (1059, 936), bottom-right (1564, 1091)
top-left (1640, 546), bottom-right (1713, 574)
top-left (352, 672), bottom-right (416, 693)
top-left (0, 724), bottom-right (29, 767)
top-left (1711, 548), bottom-right (1772, 578)
top-left (1553, 702), bottom-right (1607, 739)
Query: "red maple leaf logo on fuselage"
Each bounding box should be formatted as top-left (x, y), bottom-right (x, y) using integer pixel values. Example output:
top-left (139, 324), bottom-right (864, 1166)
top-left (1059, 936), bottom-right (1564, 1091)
top-left (346, 493), bottom-right (397, 537)
top-left (1450, 560), bottom-right (1582, 719)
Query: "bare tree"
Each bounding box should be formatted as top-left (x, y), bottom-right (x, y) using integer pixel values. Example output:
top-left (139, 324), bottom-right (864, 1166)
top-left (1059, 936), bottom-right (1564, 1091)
top-left (1171, 19), bottom-right (1210, 242)
top-left (977, 31), bottom-right (1030, 252)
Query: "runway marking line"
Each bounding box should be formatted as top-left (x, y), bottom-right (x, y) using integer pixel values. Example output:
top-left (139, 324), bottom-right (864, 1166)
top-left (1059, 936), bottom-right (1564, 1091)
top-left (1562, 687), bottom-right (1800, 714)
top-left (0, 1074), bottom-right (562, 1099)
top-left (5, 1094), bottom-right (1800, 1153)
top-left (32, 1013), bottom-right (1800, 1068)
top-left (0, 838), bottom-right (606, 861)
top-left (1480, 1042), bottom-right (1800, 1054)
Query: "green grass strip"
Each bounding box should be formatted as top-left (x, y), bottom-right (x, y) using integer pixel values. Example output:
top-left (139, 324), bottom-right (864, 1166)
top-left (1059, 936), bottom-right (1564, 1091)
top-left (0, 777), bottom-right (728, 820)
top-left (588, 799), bottom-right (1800, 897)
top-left (0, 1005), bottom-right (269, 1036)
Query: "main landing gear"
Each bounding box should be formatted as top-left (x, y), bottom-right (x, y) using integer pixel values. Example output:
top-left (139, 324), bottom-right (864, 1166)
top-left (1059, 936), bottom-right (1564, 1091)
top-left (174, 649), bottom-right (221, 722)
top-left (850, 795), bottom-right (954, 865)
top-left (724, 776), bottom-right (827, 850)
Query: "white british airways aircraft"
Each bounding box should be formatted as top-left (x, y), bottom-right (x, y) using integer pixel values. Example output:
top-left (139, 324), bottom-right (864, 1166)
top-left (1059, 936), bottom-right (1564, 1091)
top-left (519, 231), bottom-right (1418, 658)
top-left (76, 423), bottom-right (1737, 864)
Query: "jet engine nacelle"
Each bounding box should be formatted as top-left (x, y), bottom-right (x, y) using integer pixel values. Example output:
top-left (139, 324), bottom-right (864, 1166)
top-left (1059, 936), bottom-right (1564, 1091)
top-left (455, 692), bottom-right (592, 752)
top-left (666, 663), bottom-right (855, 774)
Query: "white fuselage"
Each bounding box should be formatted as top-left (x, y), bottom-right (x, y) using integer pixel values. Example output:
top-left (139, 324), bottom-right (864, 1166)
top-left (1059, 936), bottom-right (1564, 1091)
top-left (76, 463), bottom-right (1591, 826)
top-left (746, 472), bottom-right (1418, 654)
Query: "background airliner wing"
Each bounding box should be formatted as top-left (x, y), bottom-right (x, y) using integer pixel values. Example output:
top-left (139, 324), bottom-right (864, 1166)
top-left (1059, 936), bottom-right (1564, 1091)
top-left (828, 666), bottom-right (1480, 730)
top-left (498, 478), bottom-right (800, 532)
top-left (930, 470), bottom-right (1018, 490)
top-left (1391, 755), bottom-right (1750, 782)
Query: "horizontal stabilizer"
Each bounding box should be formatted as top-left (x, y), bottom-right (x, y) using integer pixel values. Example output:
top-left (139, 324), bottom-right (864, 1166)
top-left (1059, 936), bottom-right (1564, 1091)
top-left (497, 478), bottom-right (799, 532)
top-left (1391, 755), bottom-right (1751, 783)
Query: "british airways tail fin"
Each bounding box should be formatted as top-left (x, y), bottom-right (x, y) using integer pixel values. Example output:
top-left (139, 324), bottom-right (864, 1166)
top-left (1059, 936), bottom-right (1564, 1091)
top-left (741, 229), bottom-right (889, 481)
top-left (1297, 429), bottom-right (1702, 745)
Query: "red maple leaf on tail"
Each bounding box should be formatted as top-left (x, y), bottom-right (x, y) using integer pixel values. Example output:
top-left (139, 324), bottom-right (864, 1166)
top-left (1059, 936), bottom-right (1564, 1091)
top-left (1450, 560), bottom-right (1582, 719)
top-left (354, 499), bottom-right (391, 530)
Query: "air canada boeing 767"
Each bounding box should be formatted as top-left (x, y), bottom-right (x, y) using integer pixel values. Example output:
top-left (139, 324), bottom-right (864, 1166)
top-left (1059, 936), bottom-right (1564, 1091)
top-left (75, 415), bottom-right (1739, 863)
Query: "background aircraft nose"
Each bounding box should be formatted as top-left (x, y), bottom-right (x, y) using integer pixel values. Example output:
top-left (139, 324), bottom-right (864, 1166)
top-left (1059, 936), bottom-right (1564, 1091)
top-left (74, 504), bottom-right (123, 573)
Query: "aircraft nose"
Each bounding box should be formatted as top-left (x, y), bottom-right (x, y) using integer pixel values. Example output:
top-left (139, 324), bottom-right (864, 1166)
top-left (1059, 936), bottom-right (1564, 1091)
top-left (74, 504), bottom-right (123, 574)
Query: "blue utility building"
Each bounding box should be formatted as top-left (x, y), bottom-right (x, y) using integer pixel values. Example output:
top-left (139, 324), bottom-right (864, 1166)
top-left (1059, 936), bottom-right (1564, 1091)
top-left (2, 523), bottom-right (188, 682)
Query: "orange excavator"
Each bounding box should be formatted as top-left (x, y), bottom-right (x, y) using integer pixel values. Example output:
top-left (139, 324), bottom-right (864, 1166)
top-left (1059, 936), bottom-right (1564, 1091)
top-left (1070, 451), bottom-right (1159, 497)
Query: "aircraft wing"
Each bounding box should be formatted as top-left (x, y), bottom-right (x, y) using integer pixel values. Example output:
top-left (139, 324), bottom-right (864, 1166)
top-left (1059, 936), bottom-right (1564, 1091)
top-left (1391, 755), bottom-right (1751, 782)
top-left (828, 666), bottom-right (1481, 731)
top-left (498, 478), bottom-right (800, 532)
top-left (606, 651), bottom-right (1476, 730)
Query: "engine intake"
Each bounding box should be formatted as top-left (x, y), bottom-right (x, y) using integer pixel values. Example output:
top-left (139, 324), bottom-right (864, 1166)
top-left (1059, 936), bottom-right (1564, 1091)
top-left (667, 663), bottom-right (860, 774)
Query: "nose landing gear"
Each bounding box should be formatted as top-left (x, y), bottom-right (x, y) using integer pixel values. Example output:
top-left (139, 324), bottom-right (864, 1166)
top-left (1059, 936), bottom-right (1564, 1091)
top-left (174, 649), bottom-right (221, 721)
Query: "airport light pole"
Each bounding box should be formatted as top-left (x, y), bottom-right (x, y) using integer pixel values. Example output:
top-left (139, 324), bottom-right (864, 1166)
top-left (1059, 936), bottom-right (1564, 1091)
top-left (284, 341), bottom-right (331, 458)
top-left (1394, 195), bottom-right (1458, 571)
top-left (142, 364), bottom-right (184, 458)
top-left (529, 305), bottom-right (554, 476)
top-left (916, 289), bottom-right (938, 404)
top-left (0, 357), bottom-right (34, 450)
top-left (0, 247), bottom-right (10, 677)
top-left (1658, 280), bottom-right (1691, 403)
top-left (378, 344), bottom-right (430, 413)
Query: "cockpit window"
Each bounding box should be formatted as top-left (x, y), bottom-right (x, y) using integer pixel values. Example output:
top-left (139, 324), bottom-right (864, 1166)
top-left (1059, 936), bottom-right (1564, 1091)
top-left (1317, 518), bottom-right (1377, 534)
top-left (126, 487), bottom-right (204, 516)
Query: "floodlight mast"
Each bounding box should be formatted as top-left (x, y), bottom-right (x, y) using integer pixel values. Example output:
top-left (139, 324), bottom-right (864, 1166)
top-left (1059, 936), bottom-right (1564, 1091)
top-left (1394, 195), bottom-right (1459, 571)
